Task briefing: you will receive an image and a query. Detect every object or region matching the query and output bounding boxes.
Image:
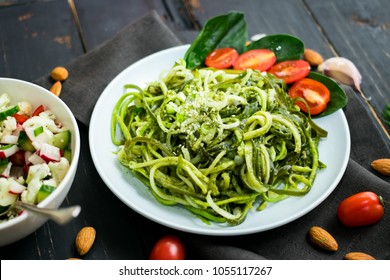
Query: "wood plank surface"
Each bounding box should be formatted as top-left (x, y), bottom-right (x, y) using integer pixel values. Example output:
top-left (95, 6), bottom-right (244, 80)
top-left (304, 0), bottom-right (390, 135)
top-left (0, 0), bottom-right (83, 81)
top-left (187, 0), bottom-right (335, 55)
top-left (0, 0), bottom-right (389, 260)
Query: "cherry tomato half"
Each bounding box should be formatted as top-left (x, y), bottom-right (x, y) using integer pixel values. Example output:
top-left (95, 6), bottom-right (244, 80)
top-left (205, 47), bottom-right (239, 69)
top-left (337, 191), bottom-right (384, 227)
top-left (288, 78), bottom-right (330, 115)
top-left (268, 60), bottom-right (311, 84)
top-left (149, 235), bottom-right (185, 260)
top-left (233, 49), bottom-right (276, 72)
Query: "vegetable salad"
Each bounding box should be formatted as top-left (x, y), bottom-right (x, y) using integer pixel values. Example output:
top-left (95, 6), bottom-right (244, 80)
top-left (0, 93), bottom-right (71, 222)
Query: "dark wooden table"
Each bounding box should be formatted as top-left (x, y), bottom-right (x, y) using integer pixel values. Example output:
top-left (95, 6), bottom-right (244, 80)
top-left (1, 0), bottom-right (389, 259)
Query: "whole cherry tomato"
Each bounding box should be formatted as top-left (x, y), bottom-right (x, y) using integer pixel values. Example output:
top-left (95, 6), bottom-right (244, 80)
top-left (337, 191), bottom-right (385, 227)
top-left (149, 235), bottom-right (185, 260)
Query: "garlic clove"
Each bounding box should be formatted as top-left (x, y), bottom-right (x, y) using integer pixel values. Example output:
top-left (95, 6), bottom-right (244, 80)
top-left (318, 57), bottom-right (362, 91)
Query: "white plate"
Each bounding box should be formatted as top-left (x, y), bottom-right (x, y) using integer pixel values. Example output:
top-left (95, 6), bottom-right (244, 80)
top-left (89, 45), bottom-right (350, 236)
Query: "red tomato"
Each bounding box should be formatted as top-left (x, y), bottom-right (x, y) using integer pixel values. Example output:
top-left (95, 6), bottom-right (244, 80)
top-left (149, 235), bottom-right (185, 260)
top-left (268, 60), bottom-right (311, 84)
top-left (23, 164), bottom-right (31, 175)
top-left (337, 191), bottom-right (384, 227)
top-left (205, 47), bottom-right (239, 69)
top-left (32, 105), bottom-right (45, 117)
top-left (10, 150), bottom-right (25, 166)
top-left (13, 113), bottom-right (29, 124)
top-left (233, 49), bottom-right (276, 72)
top-left (288, 78), bottom-right (330, 115)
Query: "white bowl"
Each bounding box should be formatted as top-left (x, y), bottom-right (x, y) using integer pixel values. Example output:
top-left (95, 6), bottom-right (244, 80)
top-left (0, 78), bottom-right (80, 247)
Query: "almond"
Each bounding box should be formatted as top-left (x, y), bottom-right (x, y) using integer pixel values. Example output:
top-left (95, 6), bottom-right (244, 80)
top-left (303, 49), bottom-right (324, 66)
top-left (49, 81), bottom-right (62, 97)
top-left (308, 226), bottom-right (338, 252)
top-left (344, 252), bottom-right (376, 260)
top-left (371, 158), bottom-right (390, 176)
top-left (75, 226), bottom-right (96, 256)
top-left (50, 66), bottom-right (69, 81)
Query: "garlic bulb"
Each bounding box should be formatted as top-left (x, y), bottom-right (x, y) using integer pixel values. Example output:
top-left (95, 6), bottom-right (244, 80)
top-left (318, 57), bottom-right (362, 91)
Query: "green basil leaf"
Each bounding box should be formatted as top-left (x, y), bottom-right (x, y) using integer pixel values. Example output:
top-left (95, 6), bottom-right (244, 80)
top-left (307, 72), bottom-right (348, 118)
top-left (247, 34), bottom-right (304, 62)
top-left (184, 12), bottom-right (247, 69)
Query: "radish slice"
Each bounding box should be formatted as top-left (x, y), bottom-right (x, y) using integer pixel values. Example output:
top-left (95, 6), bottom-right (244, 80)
top-left (23, 127), bottom-right (37, 141)
top-left (12, 123), bottom-right (23, 136)
top-left (0, 145), bottom-right (19, 159)
top-left (8, 179), bottom-right (27, 194)
top-left (31, 130), bottom-right (53, 150)
top-left (28, 153), bottom-right (46, 165)
top-left (39, 143), bottom-right (61, 162)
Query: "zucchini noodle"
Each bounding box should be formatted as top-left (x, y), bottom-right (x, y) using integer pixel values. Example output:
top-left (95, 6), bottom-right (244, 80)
top-left (111, 59), bottom-right (327, 226)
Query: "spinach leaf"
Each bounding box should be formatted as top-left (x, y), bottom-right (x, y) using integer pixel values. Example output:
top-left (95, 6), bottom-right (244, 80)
top-left (307, 72), bottom-right (348, 118)
top-left (184, 12), bottom-right (247, 69)
top-left (247, 34), bottom-right (304, 62)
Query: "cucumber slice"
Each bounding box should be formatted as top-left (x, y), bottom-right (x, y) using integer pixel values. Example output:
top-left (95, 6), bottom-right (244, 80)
top-left (0, 105), bottom-right (20, 121)
top-left (36, 184), bottom-right (56, 203)
top-left (50, 131), bottom-right (70, 150)
top-left (63, 148), bottom-right (72, 163)
top-left (0, 160), bottom-right (10, 175)
top-left (18, 131), bottom-right (35, 152)
top-left (33, 126), bottom-right (44, 137)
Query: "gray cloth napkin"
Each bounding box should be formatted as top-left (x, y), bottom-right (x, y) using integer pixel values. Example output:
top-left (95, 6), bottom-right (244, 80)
top-left (35, 10), bottom-right (390, 260)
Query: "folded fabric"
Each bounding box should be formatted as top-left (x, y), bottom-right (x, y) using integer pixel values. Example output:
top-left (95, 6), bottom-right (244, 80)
top-left (34, 10), bottom-right (390, 260)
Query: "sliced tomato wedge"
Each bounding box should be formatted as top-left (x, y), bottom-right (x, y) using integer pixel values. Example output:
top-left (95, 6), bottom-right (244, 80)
top-left (13, 113), bottom-right (29, 124)
top-left (32, 105), bottom-right (45, 117)
top-left (233, 49), bottom-right (276, 72)
top-left (288, 78), bottom-right (330, 115)
top-left (205, 47), bottom-right (239, 69)
top-left (269, 60), bottom-right (311, 84)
